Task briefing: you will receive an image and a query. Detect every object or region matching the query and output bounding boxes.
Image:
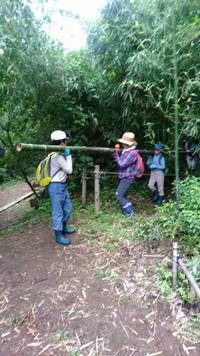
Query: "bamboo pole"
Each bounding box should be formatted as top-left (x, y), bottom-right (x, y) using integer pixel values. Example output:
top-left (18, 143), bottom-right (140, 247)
top-left (16, 143), bottom-right (117, 153)
top-left (0, 192), bottom-right (34, 213)
top-left (178, 258), bottom-right (200, 299)
top-left (15, 143), bottom-right (186, 154)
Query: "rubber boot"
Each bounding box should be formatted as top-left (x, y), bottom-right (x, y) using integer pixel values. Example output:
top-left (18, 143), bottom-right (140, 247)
top-left (122, 203), bottom-right (134, 217)
top-left (63, 226), bottom-right (76, 234)
top-left (152, 189), bottom-right (159, 203)
top-left (155, 196), bottom-right (164, 206)
top-left (55, 230), bottom-right (71, 246)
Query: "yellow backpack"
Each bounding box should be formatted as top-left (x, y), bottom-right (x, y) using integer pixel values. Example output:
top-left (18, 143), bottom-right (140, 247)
top-left (35, 152), bottom-right (56, 187)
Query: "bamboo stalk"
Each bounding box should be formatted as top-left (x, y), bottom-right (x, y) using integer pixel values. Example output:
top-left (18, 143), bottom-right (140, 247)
top-left (172, 2), bottom-right (180, 214)
top-left (16, 143), bottom-right (116, 153)
top-left (178, 258), bottom-right (200, 299)
top-left (0, 191), bottom-right (33, 213)
top-left (15, 143), bottom-right (186, 154)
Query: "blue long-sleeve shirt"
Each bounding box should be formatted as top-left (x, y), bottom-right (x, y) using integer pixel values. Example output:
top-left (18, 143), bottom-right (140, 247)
top-left (147, 154), bottom-right (165, 171)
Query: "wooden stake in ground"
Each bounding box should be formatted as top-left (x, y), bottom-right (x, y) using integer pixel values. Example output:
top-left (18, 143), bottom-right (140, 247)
top-left (172, 242), bottom-right (178, 289)
top-left (94, 165), bottom-right (100, 214)
top-left (82, 168), bottom-right (87, 207)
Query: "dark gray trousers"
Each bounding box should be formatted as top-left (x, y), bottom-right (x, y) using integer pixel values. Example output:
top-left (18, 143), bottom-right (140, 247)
top-left (115, 177), bottom-right (134, 207)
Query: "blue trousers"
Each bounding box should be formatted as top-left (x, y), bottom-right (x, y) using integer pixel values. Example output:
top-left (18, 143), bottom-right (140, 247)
top-left (115, 177), bottom-right (134, 208)
top-left (48, 182), bottom-right (72, 231)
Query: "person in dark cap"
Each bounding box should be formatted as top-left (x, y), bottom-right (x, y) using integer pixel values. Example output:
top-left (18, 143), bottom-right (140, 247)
top-left (183, 136), bottom-right (197, 175)
top-left (147, 143), bottom-right (166, 206)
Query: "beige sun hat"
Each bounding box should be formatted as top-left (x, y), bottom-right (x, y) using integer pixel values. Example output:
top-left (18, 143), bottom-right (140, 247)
top-left (118, 132), bottom-right (137, 146)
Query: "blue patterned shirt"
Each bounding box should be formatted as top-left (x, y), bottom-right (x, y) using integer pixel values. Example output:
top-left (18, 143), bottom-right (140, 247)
top-left (113, 148), bottom-right (138, 179)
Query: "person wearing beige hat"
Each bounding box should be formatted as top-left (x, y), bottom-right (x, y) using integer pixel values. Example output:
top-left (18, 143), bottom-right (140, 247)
top-left (113, 132), bottom-right (139, 217)
top-left (118, 132), bottom-right (137, 147)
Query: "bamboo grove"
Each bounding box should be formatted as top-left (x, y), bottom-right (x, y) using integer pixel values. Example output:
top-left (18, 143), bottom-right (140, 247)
top-left (0, 0), bottom-right (200, 180)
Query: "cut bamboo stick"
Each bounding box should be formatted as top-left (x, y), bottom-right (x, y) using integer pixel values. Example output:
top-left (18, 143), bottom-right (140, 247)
top-left (15, 143), bottom-right (155, 154)
top-left (15, 142), bottom-right (186, 154)
top-left (0, 191), bottom-right (33, 213)
top-left (178, 258), bottom-right (200, 299)
top-left (16, 143), bottom-right (117, 153)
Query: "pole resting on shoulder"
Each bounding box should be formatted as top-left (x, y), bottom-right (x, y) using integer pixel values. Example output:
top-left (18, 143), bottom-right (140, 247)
top-left (15, 142), bottom-right (184, 154)
top-left (16, 143), bottom-right (117, 153)
top-left (15, 143), bottom-right (151, 154)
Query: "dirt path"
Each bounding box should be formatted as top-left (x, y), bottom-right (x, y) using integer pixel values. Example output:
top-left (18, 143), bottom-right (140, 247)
top-left (0, 183), bottom-right (199, 355)
top-left (0, 182), bottom-right (33, 231)
top-left (0, 181), bottom-right (32, 210)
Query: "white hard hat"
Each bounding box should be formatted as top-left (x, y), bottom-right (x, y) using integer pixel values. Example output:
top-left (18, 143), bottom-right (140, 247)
top-left (50, 130), bottom-right (67, 141)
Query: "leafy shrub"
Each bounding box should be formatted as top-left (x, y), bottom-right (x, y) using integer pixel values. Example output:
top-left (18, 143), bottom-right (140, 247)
top-left (179, 256), bottom-right (200, 303)
top-left (156, 256), bottom-right (200, 304)
top-left (135, 177), bottom-right (200, 253)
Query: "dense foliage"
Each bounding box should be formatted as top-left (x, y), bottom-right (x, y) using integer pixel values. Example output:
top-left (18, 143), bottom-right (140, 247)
top-left (0, 0), bottom-right (200, 180)
top-left (88, 0), bottom-right (200, 145)
top-left (0, 0), bottom-right (101, 178)
top-left (134, 176), bottom-right (200, 254)
top-left (1, 0), bottom-right (200, 309)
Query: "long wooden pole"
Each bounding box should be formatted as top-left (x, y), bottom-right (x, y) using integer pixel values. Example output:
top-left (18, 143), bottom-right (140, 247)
top-left (16, 143), bottom-right (152, 153)
top-left (16, 143), bottom-right (117, 153)
top-left (15, 142), bottom-right (185, 154)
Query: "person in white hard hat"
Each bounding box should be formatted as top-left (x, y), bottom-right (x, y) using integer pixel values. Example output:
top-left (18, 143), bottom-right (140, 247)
top-left (48, 130), bottom-right (75, 246)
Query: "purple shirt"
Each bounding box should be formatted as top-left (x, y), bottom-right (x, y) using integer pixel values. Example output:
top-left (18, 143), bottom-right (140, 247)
top-left (113, 148), bottom-right (138, 179)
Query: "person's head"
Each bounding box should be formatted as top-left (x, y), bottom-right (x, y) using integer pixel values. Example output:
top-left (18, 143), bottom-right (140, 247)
top-left (154, 143), bottom-right (162, 155)
top-left (187, 136), bottom-right (193, 144)
top-left (118, 132), bottom-right (137, 149)
top-left (50, 130), bottom-right (69, 146)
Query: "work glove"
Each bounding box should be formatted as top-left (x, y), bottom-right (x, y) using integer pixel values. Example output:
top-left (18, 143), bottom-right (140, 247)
top-left (64, 147), bottom-right (71, 157)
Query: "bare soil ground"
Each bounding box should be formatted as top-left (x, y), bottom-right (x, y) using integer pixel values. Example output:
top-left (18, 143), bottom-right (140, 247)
top-left (0, 183), bottom-right (199, 356)
top-left (0, 181), bottom-right (32, 209)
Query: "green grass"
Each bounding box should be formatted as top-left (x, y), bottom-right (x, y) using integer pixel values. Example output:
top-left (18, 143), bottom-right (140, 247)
top-left (73, 200), bottom-right (142, 247)
top-left (175, 316), bottom-right (200, 343)
top-left (53, 330), bottom-right (69, 342)
top-left (10, 313), bottom-right (21, 325)
top-left (1, 184), bottom-right (151, 247)
top-left (0, 198), bottom-right (51, 235)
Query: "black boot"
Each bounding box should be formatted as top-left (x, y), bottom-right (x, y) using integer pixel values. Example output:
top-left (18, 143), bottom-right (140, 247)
top-left (152, 189), bottom-right (159, 203)
top-left (155, 195), bottom-right (164, 206)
